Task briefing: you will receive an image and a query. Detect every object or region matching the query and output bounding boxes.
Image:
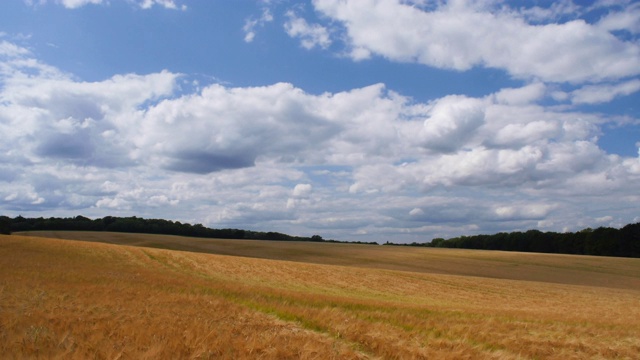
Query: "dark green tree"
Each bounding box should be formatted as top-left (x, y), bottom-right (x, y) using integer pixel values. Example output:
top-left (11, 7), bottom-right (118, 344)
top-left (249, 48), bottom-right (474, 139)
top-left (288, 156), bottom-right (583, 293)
top-left (620, 223), bottom-right (640, 257)
top-left (0, 216), bottom-right (11, 235)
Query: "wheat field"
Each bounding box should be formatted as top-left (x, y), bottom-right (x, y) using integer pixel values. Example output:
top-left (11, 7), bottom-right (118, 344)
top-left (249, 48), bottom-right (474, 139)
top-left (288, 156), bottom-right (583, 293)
top-left (2, 233), bottom-right (640, 359)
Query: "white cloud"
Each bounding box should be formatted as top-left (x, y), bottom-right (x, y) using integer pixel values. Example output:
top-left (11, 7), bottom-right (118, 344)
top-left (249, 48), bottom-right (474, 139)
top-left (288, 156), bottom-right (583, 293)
top-left (488, 119), bottom-right (560, 149)
top-left (26, 0), bottom-right (186, 10)
top-left (136, 82), bottom-right (342, 173)
top-left (493, 83), bottom-right (546, 105)
top-left (57, 0), bottom-right (103, 8)
top-left (284, 11), bottom-right (332, 50)
top-left (494, 204), bottom-right (556, 221)
top-left (292, 183), bottom-right (313, 198)
top-left (420, 95), bottom-right (486, 153)
top-left (1, 39), bottom-right (639, 242)
top-left (139, 0), bottom-right (186, 10)
top-left (595, 215), bottom-right (614, 223)
top-left (597, 3), bottom-right (640, 34)
top-left (243, 8), bottom-right (274, 43)
top-left (0, 40), bottom-right (31, 58)
top-left (570, 79), bottom-right (640, 104)
top-left (0, 47), bottom-right (178, 168)
top-left (414, 145), bottom-right (545, 189)
top-left (311, 0), bottom-right (640, 83)
top-left (409, 207), bottom-right (424, 216)
top-left (287, 183), bottom-right (314, 209)
top-left (517, 0), bottom-right (581, 23)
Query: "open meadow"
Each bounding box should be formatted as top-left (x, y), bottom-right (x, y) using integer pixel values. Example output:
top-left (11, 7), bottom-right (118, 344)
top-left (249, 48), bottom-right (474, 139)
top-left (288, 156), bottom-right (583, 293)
top-left (2, 232), bottom-right (640, 359)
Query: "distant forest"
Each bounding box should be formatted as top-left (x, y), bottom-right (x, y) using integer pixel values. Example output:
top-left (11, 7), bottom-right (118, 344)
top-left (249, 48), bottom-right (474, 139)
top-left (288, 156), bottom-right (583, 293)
top-left (0, 215), bottom-right (376, 245)
top-left (1, 215), bottom-right (638, 258)
top-left (385, 223), bottom-right (640, 258)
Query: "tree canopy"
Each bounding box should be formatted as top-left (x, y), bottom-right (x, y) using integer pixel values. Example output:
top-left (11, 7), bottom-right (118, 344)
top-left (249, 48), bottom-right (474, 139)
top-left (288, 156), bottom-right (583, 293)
top-left (385, 223), bottom-right (640, 258)
top-left (5, 215), bottom-right (377, 244)
top-left (4, 215), bottom-right (638, 257)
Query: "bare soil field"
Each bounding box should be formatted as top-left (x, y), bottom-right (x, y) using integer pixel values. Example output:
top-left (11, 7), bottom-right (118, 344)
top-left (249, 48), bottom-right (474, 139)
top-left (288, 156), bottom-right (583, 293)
top-left (2, 232), bottom-right (640, 359)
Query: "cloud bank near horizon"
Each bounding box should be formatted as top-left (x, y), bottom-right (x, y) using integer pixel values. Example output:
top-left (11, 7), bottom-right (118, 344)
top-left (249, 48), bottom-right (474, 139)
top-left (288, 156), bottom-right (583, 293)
top-left (1, 0), bottom-right (639, 242)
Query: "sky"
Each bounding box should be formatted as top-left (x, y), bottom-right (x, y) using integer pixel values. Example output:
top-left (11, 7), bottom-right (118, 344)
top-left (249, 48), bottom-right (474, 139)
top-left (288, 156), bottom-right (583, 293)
top-left (0, 0), bottom-right (639, 243)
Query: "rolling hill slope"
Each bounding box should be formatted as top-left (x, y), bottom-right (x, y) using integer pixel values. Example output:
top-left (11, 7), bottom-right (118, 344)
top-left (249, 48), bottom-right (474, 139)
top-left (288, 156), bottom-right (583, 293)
top-left (2, 233), bottom-right (640, 359)
top-left (20, 230), bottom-right (640, 289)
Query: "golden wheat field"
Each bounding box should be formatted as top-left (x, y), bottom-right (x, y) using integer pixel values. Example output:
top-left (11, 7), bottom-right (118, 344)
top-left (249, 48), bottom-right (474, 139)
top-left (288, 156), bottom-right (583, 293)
top-left (2, 233), bottom-right (640, 359)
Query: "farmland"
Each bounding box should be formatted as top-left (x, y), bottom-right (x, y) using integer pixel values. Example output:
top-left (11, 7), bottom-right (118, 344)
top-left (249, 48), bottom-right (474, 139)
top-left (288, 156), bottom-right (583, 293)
top-left (2, 232), bottom-right (640, 359)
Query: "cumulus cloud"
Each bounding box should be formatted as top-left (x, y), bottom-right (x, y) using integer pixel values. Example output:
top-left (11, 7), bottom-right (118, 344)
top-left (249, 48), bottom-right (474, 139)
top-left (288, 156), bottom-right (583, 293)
top-left (0, 40), bottom-right (31, 58)
top-left (420, 95), bottom-right (486, 153)
top-left (570, 79), bottom-right (640, 104)
top-left (517, 0), bottom-right (581, 23)
top-left (597, 3), bottom-right (640, 34)
top-left (1, 39), bottom-right (639, 242)
top-left (493, 203), bottom-right (557, 221)
top-left (493, 83), bottom-right (546, 105)
top-left (311, 0), bottom-right (640, 83)
top-left (1, 62), bottom-right (178, 168)
top-left (136, 82), bottom-right (342, 173)
top-left (292, 184), bottom-right (313, 198)
top-left (284, 11), bottom-right (332, 50)
top-left (287, 183), bottom-right (314, 209)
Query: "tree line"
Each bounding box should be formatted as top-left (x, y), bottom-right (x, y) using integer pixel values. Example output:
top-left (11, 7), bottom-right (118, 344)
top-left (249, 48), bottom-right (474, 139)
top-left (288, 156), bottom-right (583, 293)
top-left (0, 215), bottom-right (377, 244)
top-left (384, 223), bottom-right (640, 258)
top-left (2, 215), bottom-right (638, 257)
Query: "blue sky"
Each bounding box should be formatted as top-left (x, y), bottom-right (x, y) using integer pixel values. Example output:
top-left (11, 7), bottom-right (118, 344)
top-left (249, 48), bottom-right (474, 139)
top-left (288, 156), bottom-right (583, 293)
top-left (1, 0), bottom-right (639, 242)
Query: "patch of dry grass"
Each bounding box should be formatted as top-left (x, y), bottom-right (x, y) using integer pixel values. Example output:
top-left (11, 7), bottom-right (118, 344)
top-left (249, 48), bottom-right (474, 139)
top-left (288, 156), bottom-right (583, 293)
top-left (24, 230), bottom-right (640, 289)
top-left (2, 234), bottom-right (640, 359)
